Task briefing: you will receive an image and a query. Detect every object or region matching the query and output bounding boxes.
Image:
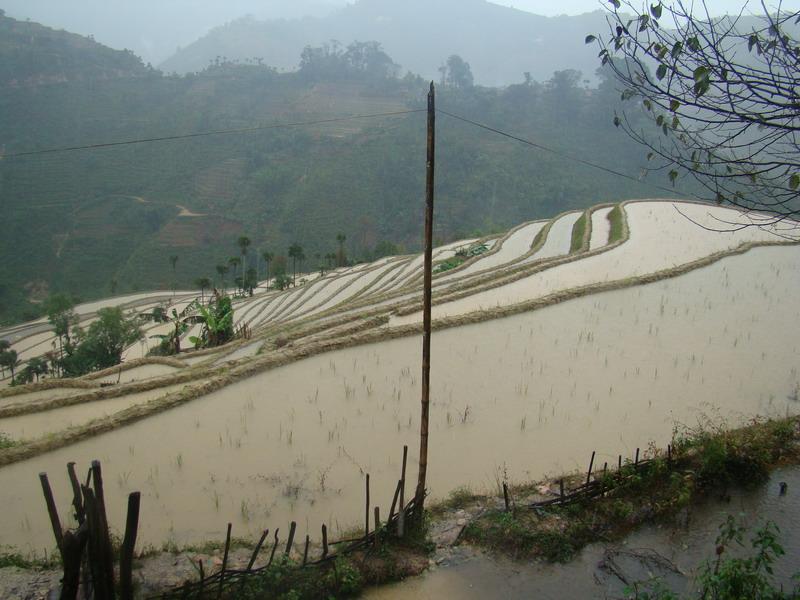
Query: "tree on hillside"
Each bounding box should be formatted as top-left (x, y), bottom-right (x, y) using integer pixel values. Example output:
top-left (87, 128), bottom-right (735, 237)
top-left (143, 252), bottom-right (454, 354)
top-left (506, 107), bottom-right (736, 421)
top-left (0, 348), bottom-right (18, 383)
top-left (195, 277), bottom-right (212, 302)
top-left (588, 0), bottom-right (800, 228)
top-left (228, 257), bottom-right (241, 290)
top-left (261, 250), bottom-right (273, 283)
top-left (169, 255), bottom-right (179, 295)
top-left (44, 293), bottom-right (78, 370)
top-left (237, 236), bottom-right (251, 280)
top-left (0, 340), bottom-right (9, 378)
top-left (216, 264), bottom-right (229, 289)
top-left (336, 233), bottom-right (347, 267)
top-left (61, 307), bottom-right (142, 376)
top-left (443, 55), bottom-right (474, 89)
top-left (288, 243), bottom-right (303, 286)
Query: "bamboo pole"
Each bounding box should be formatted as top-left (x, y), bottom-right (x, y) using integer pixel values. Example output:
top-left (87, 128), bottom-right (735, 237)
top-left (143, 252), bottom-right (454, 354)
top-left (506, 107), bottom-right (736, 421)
top-left (414, 82), bottom-right (436, 519)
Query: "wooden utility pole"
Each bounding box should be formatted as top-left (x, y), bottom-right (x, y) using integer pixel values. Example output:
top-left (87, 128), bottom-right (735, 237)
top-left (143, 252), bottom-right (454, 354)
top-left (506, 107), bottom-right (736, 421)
top-left (413, 82), bottom-right (435, 518)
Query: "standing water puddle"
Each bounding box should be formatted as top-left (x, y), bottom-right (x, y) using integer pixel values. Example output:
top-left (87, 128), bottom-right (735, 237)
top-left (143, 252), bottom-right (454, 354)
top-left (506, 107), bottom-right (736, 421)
top-left (366, 467), bottom-right (800, 599)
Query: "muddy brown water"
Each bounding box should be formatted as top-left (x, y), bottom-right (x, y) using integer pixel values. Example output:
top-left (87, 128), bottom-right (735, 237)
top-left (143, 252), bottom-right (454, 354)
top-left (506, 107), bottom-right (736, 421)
top-left (0, 385), bottom-right (188, 441)
top-left (366, 467), bottom-right (800, 599)
top-left (0, 246), bottom-right (798, 554)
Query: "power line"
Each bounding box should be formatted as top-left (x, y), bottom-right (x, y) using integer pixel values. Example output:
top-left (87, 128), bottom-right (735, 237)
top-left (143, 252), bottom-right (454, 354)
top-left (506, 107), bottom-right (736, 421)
top-left (437, 108), bottom-right (696, 199)
top-left (0, 109), bottom-right (425, 159)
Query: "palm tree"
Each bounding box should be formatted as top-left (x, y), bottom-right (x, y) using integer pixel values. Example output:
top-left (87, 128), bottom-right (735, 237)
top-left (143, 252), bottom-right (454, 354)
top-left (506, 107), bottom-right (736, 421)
top-left (228, 257), bottom-right (241, 290)
top-left (216, 264), bottom-right (228, 289)
top-left (288, 243), bottom-right (302, 286)
top-left (336, 233), bottom-right (347, 267)
top-left (237, 236), bottom-right (251, 281)
top-left (169, 255), bottom-right (179, 295)
top-left (195, 277), bottom-right (212, 303)
top-left (261, 250), bottom-right (273, 283)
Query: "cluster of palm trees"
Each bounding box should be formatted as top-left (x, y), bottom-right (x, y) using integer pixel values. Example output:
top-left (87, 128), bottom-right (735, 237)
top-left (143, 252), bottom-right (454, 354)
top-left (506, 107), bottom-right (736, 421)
top-left (178, 231), bottom-right (350, 300)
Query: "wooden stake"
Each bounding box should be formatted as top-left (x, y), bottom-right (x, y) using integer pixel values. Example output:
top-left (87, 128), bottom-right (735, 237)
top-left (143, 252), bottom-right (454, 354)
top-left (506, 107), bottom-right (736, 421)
top-left (414, 82), bottom-right (436, 518)
top-left (398, 445), bottom-right (408, 537)
top-left (120, 491), bottom-right (141, 600)
top-left (502, 482), bottom-right (511, 512)
top-left (635, 448), bottom-right (640, 467)
top-left (218, 523), bottom-right (232, 599)
top-left (67, 462), bottom-right (85, 525)
top-left (559, 479), bottom-right (565, 501)
top-left (322, 524), bottom-right (329, 558)
top-left (302, 535), bottom-right (310, 566)
top-left (268, 529), bottom-right (280, 566)
top-left (61, 525), bottom-right (87, 600)
top-left (365, 474), bottom-right (370, 538)
top-left (586, 451), bottom-right (596, 486)
top-left (38, 472), bottom-right (63, 556)
top-left (247, 529), bottom-right (269, 571)
top-left (90, 460), bottom-right (115, 597)
top-left (374, 506), bottom-right (381, 532)
top-left (388, 479), bottom-right (401, 522)
top-left (198, 559), bottom-right (205, 595)
top-left (285, 521), bottom-right (297, 556)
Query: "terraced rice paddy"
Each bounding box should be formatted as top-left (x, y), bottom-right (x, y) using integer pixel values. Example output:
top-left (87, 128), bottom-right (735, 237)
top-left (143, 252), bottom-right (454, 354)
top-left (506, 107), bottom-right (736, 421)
top-left (1, 199), bottom-right (798, 554)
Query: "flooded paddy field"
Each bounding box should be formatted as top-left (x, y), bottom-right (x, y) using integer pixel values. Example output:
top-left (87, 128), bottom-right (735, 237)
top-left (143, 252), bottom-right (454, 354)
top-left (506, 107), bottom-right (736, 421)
top-left (0, 384), bottom-right (187, 441)
top-left (1, 244), bottom-right (798, 554)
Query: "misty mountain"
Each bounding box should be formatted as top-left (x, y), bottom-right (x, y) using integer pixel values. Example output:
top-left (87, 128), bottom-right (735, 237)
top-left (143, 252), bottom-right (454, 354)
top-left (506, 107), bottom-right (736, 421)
top-left (160, 0), bottom-right (610, 86)
top-left (0, 0), bottom-right (347, 66)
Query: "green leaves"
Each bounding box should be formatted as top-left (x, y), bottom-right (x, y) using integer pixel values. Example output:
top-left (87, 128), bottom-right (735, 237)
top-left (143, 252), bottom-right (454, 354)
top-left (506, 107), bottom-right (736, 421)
top-left (656, 64), bottom-right (668, 80)
top-left (669, 99), bottom-right (681, 112)
top-left (669, 169), bottom-right (679, 185)
top-left (693, 66), bottom-right (711, 97)
top-left (608, 0), bottom-right (621, 8)
top-left (585, 35), bottom-right (597, 44)
top-left (790, 174), bottom-right (800, 190)
top-left (650, 3), bottom-right (663, 19)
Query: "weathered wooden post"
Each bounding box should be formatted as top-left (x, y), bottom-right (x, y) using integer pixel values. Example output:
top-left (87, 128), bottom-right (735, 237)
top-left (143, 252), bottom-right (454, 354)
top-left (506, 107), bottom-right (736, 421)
top-left (365, 473), bottom-right (371, 538)
top-left (119, 491), bottom-right (141, 600)
top-left (413, 82), bottom-right (436, 521)
top-left (39, 472), bottom-right (63, 559)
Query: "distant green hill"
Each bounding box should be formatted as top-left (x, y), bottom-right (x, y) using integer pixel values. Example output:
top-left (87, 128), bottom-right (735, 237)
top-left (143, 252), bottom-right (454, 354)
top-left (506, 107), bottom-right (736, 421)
top-left (0, 13), bottom-right (674, 326)
top-left (0, 9), bottom-right (151, 87)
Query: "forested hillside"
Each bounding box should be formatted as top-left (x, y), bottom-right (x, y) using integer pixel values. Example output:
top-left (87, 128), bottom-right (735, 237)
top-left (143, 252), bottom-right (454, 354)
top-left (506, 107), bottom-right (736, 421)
top-left (0, 9), bottom-right (151, 87)
top-left (0, 14), bottom-right (673, 325)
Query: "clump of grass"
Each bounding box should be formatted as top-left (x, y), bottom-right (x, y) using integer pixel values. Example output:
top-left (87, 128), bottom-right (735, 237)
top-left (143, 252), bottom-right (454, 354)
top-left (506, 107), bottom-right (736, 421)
top-left (0, 431), bottom-right (16, 449)
top-left (463, 416), bottom-right (800, 564)
top-left (570, 212), bottom-right (588, 253)
top-left (430, 486), bottom-right (482, 515)
top-left (607, 204), bottom-right (625, 243)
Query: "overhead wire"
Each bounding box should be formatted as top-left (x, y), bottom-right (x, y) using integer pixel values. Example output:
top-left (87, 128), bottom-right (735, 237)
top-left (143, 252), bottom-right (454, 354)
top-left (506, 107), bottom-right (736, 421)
top-left (0, 109), bottom-right (425, 159)
top-left (1, 102), bottom-right (694, 199)
top-left (436, 108), bottom-right (698, 199)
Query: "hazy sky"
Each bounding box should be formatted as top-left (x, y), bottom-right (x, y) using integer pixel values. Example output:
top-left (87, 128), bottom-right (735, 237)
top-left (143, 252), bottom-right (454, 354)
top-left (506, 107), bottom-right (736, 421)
top-left (2, 0), bottom-right (798, 64)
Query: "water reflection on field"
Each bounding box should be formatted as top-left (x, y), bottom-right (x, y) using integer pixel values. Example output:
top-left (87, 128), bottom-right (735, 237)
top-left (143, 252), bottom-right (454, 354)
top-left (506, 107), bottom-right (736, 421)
top-left (0, 246), bottom-right (798, 554)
